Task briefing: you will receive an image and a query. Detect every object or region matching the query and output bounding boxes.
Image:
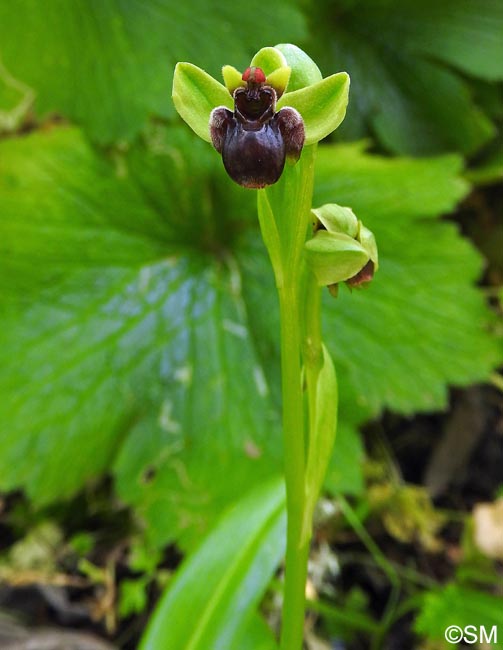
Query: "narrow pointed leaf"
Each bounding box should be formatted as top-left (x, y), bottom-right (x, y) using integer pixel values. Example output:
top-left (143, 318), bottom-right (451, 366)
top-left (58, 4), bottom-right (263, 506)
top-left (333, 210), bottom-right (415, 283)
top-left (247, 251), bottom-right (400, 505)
top-left (278, 72), bottom-right (350, 145)
top-left (302, 345), bottom-right (338, 542)
top-left (173, 62), bottom-right (232, 143)
top-left (0, 2), bottom-right (306, 143)
top-left (234, 615), bottom-right (279, 650)
top-left (139, 478), bottom-right (286, 650)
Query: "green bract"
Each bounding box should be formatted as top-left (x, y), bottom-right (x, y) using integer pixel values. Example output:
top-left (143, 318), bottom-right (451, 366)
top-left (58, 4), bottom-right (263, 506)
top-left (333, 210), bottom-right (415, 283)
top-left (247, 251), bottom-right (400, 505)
top-left (172, 45), bottom-right (350, 147)
top-left (302, 344), bottom-right (338, 544)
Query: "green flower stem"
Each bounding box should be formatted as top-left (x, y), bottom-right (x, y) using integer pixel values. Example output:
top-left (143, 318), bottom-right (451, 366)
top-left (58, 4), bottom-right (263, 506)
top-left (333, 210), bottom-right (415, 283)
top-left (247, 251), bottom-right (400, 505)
top-left (277, 284), bottom-right (309, 650)
top-left (257, 147), bottom-right (318, 650)
top-left (172, 44), bottom-right (352, 650)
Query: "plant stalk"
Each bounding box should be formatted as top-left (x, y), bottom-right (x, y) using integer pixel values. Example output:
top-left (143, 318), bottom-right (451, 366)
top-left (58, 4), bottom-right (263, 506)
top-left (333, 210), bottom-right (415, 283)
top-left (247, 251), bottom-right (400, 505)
top-left (278, 284), bottom-right (309, 650)
top-left (258, 147), bottom-right (318, 650)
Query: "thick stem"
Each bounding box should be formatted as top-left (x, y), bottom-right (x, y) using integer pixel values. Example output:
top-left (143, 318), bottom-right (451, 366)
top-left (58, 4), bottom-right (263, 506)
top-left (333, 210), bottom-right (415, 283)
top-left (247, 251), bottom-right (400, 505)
top-left (258, 147), bottom-right (318, 650)
top-left (278, 284), bottom-right (308, 650)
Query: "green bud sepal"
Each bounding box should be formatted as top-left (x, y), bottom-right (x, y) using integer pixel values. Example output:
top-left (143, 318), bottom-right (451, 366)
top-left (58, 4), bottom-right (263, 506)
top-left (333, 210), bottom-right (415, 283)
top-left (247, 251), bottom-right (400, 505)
top-left (305, 203), bottom-right (378, 289)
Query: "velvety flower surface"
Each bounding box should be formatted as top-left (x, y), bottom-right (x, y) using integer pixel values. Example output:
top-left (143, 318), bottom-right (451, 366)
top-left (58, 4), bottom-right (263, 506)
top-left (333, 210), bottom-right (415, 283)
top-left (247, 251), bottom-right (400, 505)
top-left (172, 45), bottom-right (350, 187)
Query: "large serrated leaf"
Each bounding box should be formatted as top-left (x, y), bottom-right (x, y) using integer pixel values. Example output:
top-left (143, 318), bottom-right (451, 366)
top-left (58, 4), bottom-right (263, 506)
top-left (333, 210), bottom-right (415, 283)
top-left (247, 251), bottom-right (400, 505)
top-left (0, 1), bottom-right (306, 143)
top-left (139, 478), bottom-right (285, 650)
top-left (0, 124), bottom-right (500, 554)
top-left (242, 144), bottom-right (501, 420)
top-left (314, 144), bottom-right (501, 414)
top-left (307, 0), bottom-right (502, 155)
top-left (415, 583), bottom-right (503, 642)
top-left (0, 126), bottom-right (282, 551)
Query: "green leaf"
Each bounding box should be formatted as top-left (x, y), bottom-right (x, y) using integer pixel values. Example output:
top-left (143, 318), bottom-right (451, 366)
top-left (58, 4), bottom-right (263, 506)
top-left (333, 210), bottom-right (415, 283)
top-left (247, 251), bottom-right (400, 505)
top-left (314, 143), bottom-right (501, 413)
top-left (465, 135), bottom-right (503, 186)
top-left (325, 417), bottom-right (365, 496)
top-left (139, 478), bottom-right (285, 650)
top-left (278, 72), bottom-right (350, 145)
top-left (173, 63), bottom-right (233, 143)
top-left (415, 583), bottom-right (503, 642)
top-left (0, 1), bottom-right (306, 143)
top-left (303, 345), bottom-right (338, 541)
top-left (375, 0), bottom-right (503, 82)
top-left (0, 57), bottom-right (34, 132)
top-left (118, 577), bottom-right (149, 619)
top-left (243, 143), bottom-right (500, 420)
top-left (307, 0), bottom-right (501, 155)
top-left (0, 128), bottom-right (168, 299)
top-left (0, 126), bottom-right (282, 551)
top-left (239, 235), bottom-right (368, 497)
top-left (1, 120), bottom-right (500, 561)
top-left (235, 615), bottom-right (279, 650)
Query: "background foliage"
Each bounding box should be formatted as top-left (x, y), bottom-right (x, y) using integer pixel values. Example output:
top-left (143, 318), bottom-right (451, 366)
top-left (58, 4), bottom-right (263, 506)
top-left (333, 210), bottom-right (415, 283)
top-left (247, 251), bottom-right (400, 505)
top-left (0, 1), bottom-right (502, 648)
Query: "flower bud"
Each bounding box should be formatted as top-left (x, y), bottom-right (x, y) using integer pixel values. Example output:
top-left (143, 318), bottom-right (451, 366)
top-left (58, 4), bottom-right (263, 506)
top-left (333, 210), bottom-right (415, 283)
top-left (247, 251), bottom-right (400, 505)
top-left (305, 203), bottom-right (378, 294)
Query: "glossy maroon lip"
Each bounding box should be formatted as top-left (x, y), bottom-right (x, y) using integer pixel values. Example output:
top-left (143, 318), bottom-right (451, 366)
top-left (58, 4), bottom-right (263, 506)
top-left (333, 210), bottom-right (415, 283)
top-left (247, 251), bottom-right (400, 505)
top-left (209, 67), bottom-right (305, 188)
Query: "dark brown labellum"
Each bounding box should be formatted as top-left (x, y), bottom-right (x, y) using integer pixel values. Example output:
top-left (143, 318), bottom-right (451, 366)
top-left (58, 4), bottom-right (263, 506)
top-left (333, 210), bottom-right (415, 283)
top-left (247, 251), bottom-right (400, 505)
top-left (346, 260), bottom-right (375, 288)
top-left (210, 67), bottom-right (305, 189)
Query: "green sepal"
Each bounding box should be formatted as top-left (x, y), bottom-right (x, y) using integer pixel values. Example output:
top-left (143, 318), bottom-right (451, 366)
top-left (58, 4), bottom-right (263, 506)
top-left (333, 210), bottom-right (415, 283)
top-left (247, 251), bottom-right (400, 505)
top-left (358, 223), bottom-right (379, 269)
top-left (250, 46), bottom-right (287, 76)
top-left (172, 62), bottom-right (233, 143)
top-left (274, 43), bottom-right (323, 90)
top-left (301, 344), bottom-right (338, 544)
top-left (222, 65), bottom-right (244, 94)
top-left (357, 221), bottom-right (379, 271)
top-left (278, 72), bottom-right (350, 145)
top-left (312, 204), bottom-right (359, 238)
top-left (311, 204), bottom-right (379, 272)
top-left (305, 230), bottom-right (369, 286)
